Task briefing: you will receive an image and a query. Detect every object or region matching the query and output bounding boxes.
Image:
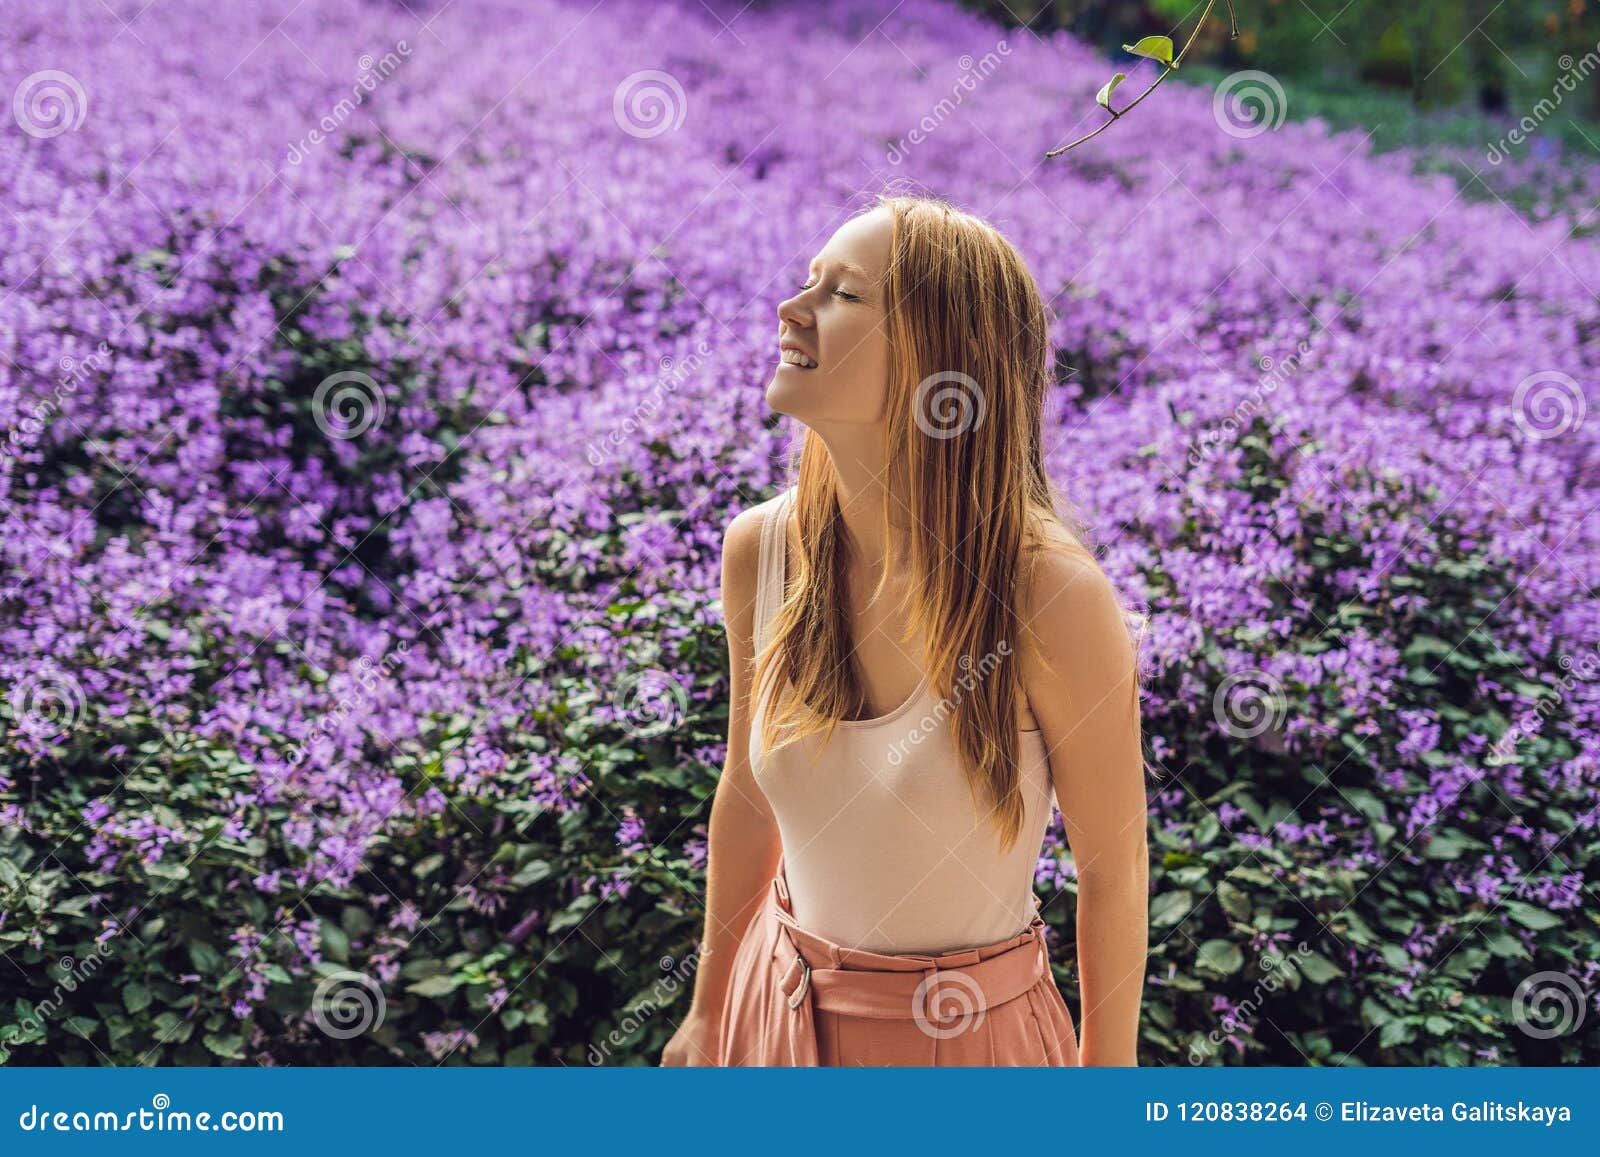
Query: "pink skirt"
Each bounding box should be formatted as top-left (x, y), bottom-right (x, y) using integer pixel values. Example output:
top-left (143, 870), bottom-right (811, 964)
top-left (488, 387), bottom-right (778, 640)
top-left (717, 856), bottom-right (1080, 1066)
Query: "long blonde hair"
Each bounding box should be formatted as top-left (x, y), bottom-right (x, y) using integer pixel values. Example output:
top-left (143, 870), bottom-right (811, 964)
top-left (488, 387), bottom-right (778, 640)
top-left (755, 192), bottom-right (1142, 854)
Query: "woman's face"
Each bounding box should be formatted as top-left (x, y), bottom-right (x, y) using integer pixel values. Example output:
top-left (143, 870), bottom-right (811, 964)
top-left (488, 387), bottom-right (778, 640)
top-left (767, 207), bottom-right (894, 426)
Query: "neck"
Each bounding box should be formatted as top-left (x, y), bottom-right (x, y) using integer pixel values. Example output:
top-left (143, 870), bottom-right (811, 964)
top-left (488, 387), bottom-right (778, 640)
top-left (815, 426), bottom-right (912, 573)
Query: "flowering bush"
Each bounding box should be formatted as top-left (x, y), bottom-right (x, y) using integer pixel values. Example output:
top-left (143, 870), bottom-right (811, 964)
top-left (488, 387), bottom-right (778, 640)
top-left (0, 0), bottom-right (1595, 1065)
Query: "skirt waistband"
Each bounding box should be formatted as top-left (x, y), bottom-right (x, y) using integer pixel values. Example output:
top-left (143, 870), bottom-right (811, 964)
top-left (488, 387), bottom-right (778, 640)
top-left (768, 854), bottom-right (1050, 1024)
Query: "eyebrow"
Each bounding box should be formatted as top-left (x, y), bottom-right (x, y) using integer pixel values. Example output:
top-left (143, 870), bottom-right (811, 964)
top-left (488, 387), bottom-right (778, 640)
top-left (809, 257), bottom-right (873, 281)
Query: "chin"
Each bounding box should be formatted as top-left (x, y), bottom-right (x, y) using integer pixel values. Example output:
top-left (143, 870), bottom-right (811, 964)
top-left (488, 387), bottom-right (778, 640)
top-left (765, 377), bottom-right (798, 416)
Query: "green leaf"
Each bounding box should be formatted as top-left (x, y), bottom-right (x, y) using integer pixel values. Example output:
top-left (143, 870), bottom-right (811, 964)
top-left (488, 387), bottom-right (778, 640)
top-left (1227, 865), bottom-right (1274, 886)
top-left (1341, 788), bottom-right (1388, 826)
top-left (144, 859), bottom-right (190, 881)
top-left (1297, 952), bottom-right (1345, 984)
top-left (150, 1010), bottom-right (194, 1045)
top-left (1337, 909), bottom-right (1377, 946)
top-left (188, 941), bottom-right (223, 974)
top-left (1149, 889), bottom-right (1193, 927)
top-left (1095, 72), bottom-right (1127, 112)
top-left (406, 974), bottom-right (463, 998)
top-left (1401, 635), bottom-right (1452, 660)
top-left (1217, 880), bottom-right (1251, 922)
top-left (1504, 901), bottom-right (1562, 931)
top-left (320, 919), bottom-right (350, 965)
top-left (340, 905), bottom-right (374, 941)
top-left (203, 1032), bottom-right (246, 1059)
top-left (1481, 927), bottom-right (1529, 960)
top-left (1123, 35), bottom-right (1176, 67)
top-left (122, 982), bottom-right (152, 1015)
top-left (510, 859), bottom-right (554, 888)
top-left (1197, 939), bottom-right (1244, 975)
top-left (1378, 1018), bottom-right (1415, 1048)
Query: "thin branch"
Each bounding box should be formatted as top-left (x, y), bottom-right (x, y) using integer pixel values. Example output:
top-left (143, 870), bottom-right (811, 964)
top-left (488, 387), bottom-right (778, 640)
top-left (1045, 0), bottom-right (1241, 159)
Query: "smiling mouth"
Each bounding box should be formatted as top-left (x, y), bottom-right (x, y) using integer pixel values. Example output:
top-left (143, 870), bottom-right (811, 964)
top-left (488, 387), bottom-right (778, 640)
top-left (778, 350), bottom-right (818, 369)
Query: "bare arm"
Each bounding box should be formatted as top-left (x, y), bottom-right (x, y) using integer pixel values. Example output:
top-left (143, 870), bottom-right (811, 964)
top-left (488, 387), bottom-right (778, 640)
top-left (1021, 549), bottom-right (1148, 1067)
top-left (670, 502), bottom-right (783, 1061)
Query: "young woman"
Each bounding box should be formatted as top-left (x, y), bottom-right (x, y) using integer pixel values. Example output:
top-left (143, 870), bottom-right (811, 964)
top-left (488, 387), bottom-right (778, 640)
top-left (661, 193), bottom-right (1149, 1067)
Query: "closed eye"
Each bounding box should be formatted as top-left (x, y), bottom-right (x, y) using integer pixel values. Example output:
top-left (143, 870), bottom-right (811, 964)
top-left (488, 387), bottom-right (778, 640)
top-left (798, 280), bottom-right (859, 302)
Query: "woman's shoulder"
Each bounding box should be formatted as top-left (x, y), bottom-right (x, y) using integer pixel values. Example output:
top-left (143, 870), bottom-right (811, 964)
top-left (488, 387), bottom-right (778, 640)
top-left (1020, 507), bottom-right (1101, 581)
top-left (719, 488), bottom-right (793, 639)
top-left (1017, 513), bottom-right (1138, 665)
top-left (722, 487), bottom-right (792, 561)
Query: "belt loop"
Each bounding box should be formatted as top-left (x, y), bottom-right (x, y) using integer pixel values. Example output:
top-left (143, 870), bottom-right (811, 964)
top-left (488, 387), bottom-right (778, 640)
top-left (786, 956), bottom-right (811, 1008)
top-left (773, 856), bottom-right (791, 905)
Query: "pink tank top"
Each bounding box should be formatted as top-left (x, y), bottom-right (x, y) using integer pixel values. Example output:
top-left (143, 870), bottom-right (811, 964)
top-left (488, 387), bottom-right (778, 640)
top-left (749, 486), bottom-right (1057, 955)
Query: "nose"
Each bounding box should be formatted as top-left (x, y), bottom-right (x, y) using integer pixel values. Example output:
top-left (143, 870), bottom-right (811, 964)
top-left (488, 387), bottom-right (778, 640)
top-left (777, 288), bottom-right (811, 331)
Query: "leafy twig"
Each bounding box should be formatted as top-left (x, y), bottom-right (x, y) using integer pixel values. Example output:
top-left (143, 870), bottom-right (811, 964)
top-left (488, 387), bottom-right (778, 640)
top-left (1045, 0), bottom-right (1241, 158)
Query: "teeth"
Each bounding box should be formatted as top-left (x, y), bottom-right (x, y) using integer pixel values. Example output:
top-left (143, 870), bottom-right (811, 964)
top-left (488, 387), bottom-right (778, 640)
top-left (781, 349), bottom-right (817, 368)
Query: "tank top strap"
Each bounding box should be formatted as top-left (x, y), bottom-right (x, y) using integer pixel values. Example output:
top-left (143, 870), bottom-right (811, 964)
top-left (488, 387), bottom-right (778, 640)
top-left (753, 485), bottom-right (794, 656)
